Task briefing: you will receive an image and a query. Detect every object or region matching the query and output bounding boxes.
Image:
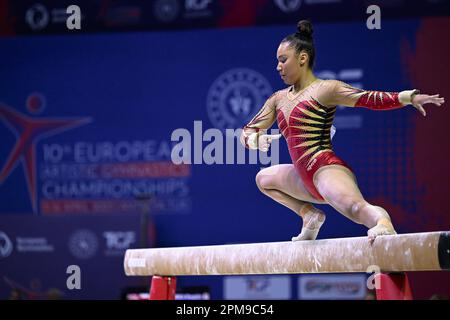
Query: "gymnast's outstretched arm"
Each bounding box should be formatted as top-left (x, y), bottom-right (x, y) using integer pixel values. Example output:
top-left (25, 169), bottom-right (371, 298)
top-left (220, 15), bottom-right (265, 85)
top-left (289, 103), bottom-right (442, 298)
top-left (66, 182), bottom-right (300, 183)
top-left (320, 80), bottom-right (444, 113)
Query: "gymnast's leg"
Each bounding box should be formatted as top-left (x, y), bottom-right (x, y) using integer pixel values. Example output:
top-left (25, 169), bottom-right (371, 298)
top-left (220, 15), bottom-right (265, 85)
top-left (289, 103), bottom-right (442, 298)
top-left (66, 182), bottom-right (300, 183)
top-left (256, 164), bottom-right (327, 241)
top-left (313, 165), bottom-right (396, 243)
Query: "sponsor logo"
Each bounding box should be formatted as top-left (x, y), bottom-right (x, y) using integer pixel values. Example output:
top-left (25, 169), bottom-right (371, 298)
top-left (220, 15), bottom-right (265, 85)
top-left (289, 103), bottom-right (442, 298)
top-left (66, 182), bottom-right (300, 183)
top-left (224, 276), bottom-right (291, 299)
top-left (25, 4), bottom-right (84, 31)
top-left (0, 231), bottom-right (13, 258)
top-left (68, 229), bottom-right (99, 259)
top-left (184, 0), bottom-right (213, 19)
top-left (153, 0), bottom-right (180, 22)
top-left (273, 0), bottom-right (302, 13)
top-left (16, 237), bottom-right (54, 252)
top-left (298, 274), bottom-right (366, 299)
top-left (103, 231), bottom-right (136, 256)
top-left (25, 3), bottom-right (50, 30)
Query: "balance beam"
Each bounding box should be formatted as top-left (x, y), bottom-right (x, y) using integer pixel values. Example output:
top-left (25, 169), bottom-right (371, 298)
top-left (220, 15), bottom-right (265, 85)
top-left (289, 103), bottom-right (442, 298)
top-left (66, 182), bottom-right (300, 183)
top-left (124, 231), bottom-right (450, 276)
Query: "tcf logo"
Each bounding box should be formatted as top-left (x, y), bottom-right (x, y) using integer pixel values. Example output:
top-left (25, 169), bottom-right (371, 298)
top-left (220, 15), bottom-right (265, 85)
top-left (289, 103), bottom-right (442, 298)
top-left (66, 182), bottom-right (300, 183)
top-left (246, 278), bottom-right (269, 292)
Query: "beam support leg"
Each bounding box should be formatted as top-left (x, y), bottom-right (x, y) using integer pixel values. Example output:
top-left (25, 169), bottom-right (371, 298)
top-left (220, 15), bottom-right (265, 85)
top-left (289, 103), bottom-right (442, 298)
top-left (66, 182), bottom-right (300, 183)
top-left (149, 276), bottom-right (177, 300)
top-left (375, 273), bottom-right (413, 300)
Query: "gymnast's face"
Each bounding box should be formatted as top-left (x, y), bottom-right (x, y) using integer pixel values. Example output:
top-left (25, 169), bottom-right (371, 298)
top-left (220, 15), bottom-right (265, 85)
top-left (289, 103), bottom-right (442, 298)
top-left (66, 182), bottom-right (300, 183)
top-left (276, 42), bottom-right (308, 85)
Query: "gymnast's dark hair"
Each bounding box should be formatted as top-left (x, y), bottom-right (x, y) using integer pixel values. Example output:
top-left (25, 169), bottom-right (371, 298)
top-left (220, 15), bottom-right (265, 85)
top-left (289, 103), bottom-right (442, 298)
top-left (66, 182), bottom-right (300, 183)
top-left (281, 20), bottom-right (316, 69)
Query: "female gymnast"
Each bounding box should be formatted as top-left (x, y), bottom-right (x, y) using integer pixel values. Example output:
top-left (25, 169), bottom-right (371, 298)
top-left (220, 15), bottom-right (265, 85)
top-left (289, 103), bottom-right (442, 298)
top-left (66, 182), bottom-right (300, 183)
top-left (240, 20), bottom-right (444, 243)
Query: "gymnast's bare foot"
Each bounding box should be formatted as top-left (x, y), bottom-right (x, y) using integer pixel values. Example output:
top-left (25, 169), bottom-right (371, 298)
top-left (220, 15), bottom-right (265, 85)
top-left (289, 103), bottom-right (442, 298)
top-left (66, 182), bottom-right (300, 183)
top-left (291, 205), bottom-right (326, 241)
top-left (367, 218), bottom-right (397, 244)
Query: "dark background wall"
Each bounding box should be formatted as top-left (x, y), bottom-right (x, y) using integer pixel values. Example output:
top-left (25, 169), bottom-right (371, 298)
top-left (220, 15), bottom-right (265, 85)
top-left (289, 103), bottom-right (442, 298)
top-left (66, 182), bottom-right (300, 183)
top-left (1, 0), bottom-right (449, 300)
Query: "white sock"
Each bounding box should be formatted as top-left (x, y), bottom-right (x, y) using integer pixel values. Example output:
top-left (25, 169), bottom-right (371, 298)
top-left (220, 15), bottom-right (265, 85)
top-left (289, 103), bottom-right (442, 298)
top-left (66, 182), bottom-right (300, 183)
top-left (291, 210), bottom-right (325, 241)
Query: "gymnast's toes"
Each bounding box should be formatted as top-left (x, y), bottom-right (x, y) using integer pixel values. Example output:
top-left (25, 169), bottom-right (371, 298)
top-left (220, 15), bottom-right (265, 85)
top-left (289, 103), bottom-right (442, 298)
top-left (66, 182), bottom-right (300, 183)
top-left (367, 224), bottom-right (397, 243)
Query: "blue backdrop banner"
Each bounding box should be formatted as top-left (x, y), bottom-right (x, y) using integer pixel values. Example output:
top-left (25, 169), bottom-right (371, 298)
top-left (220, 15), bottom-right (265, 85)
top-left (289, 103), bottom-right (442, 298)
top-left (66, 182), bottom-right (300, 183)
top-left (1, 18), bottom-right (449, 299)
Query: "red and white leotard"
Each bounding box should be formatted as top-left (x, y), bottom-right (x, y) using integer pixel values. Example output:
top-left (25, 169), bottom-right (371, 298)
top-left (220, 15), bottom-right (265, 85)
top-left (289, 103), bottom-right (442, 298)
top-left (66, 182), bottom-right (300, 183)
top-left (242, 79), bottom-right (417, 201)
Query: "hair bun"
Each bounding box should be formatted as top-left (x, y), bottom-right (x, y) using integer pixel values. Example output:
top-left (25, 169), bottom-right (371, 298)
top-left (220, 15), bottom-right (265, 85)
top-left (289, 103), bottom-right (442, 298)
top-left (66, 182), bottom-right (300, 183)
top-left (296, 20), bottom-right (313, 40)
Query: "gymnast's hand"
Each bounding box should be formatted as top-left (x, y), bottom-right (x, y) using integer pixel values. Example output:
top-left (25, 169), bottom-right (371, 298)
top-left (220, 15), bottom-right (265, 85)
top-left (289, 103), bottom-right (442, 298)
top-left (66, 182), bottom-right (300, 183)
top-left (258, 133), bottom-right (282, 152)
top-left (412, 94), bottom-right (445, 116)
